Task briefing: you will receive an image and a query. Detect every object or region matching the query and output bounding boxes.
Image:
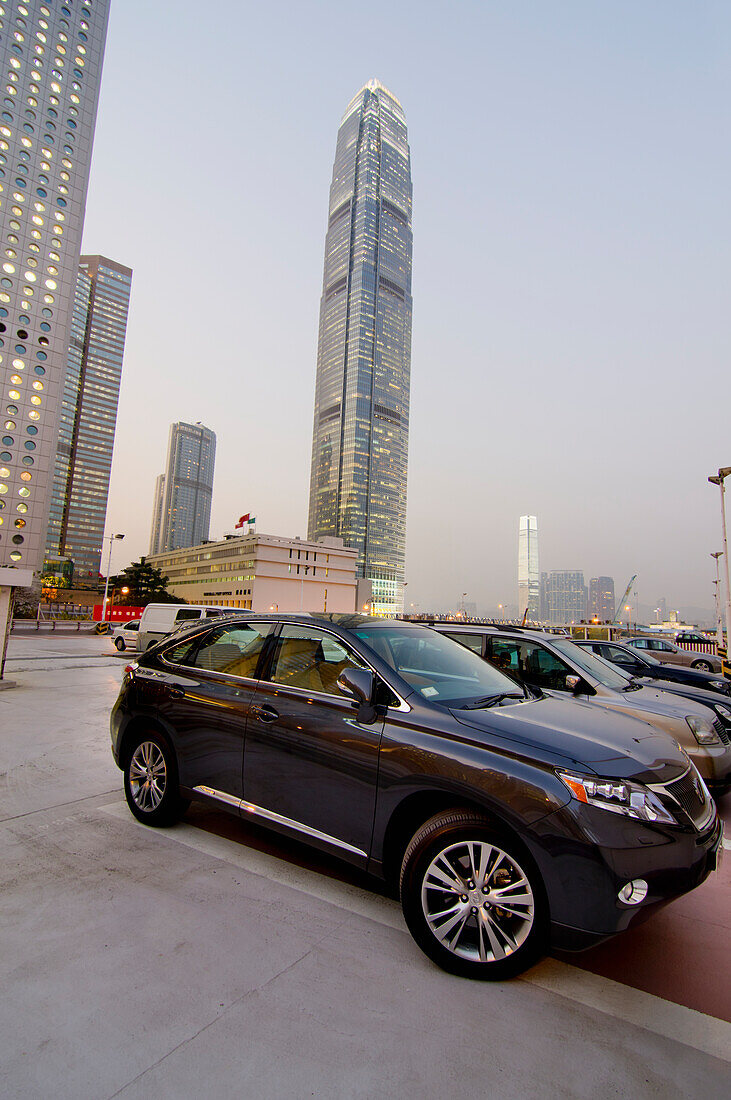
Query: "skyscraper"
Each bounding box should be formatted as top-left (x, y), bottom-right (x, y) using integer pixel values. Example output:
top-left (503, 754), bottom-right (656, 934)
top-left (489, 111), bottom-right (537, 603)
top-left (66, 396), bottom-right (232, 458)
top-left (544, 570), bottom-right (587, 625)
top-left (150, 421), bottom-right (216, 554)
top-left (589, 576), bottom-right (615, 622)
top-left (0, 1), bottom-right (111, 623)
top-left (45, 255), bottom-right (132, 583)
top-left (307, 80), bottom-right (413, 616)
top-left (518, 515), bottom-right (540, 620)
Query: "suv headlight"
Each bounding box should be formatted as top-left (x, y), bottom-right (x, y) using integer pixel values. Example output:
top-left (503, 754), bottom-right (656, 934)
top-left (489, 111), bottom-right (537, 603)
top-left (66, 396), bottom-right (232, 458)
top-left (557, 771), bottom-right (677, 825)
top-left (685, 715), bottom-right (720, 745)
top-left (709, 680), bottom-right (729, 693)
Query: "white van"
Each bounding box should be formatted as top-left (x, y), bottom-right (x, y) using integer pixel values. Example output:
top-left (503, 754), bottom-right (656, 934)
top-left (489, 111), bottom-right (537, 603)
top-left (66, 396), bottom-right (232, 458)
top-left (137, 604), bottom-right (247, 652)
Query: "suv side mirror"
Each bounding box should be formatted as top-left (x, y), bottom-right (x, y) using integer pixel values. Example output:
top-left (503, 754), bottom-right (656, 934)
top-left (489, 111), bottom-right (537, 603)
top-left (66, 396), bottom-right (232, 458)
top-left (337, 667), bottom-right (379, 723)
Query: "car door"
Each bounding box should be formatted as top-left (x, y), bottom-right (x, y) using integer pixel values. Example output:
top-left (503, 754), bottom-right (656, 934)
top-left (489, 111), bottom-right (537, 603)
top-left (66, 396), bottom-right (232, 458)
top-left (242, 623), bottom-right (384, 865)
top-left (650, 639), bottom-right (692, 667)
top-left (151, 621), bottom-right (274, 800)
top-left (598, 643), bottom-right (646, 676)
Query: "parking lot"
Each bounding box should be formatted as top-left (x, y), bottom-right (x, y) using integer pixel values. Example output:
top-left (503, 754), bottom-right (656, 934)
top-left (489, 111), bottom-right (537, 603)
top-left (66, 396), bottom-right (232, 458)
top-left (1, 633), bottom-right (729, 1099)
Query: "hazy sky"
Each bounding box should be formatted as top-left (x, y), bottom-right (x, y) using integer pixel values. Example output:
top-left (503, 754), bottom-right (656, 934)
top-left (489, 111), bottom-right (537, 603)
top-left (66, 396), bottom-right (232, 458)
top-left (80, 0), bottom-right (730, 616)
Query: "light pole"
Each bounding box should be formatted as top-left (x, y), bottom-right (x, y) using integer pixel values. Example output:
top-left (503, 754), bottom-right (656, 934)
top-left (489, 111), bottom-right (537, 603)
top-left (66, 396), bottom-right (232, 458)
top-left (101, 533), bottom-right (125, 623)
top-left (708, 468), bottom-right (731, 650)
top-left (711, 552), bottom-right (724, 648)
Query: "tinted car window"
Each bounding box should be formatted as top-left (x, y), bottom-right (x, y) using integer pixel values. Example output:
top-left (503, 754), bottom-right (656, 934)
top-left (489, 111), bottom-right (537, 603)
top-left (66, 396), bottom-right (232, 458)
top-left (630, 638), bottom-right (649, 649)
top-left (174, 608), bottom-right (203, 623)
top-left (651, 640), bottom-right (674, 652)
top-left (267, 624), bottom-right (367, 696)
top-left (167, 623), bottom-right (272, 678)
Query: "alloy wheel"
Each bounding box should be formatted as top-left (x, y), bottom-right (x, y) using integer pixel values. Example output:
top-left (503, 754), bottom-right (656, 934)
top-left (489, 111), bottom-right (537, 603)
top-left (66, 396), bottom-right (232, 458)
top-left (128, 741), bottom-right (167, 813)
top-left (421, 839), bottom-right (535, 963)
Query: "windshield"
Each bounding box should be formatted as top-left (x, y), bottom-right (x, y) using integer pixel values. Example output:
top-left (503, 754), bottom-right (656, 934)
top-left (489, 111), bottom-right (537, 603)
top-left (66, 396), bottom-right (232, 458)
top-left (551, 638), bottom-right (633, 690)
top-left (352, 624), bottom-right (523, 706)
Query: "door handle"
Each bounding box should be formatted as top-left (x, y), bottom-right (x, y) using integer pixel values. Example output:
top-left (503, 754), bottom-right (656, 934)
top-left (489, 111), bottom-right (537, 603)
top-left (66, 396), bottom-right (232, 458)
top-left (251, 703), bottom-right (279, 723)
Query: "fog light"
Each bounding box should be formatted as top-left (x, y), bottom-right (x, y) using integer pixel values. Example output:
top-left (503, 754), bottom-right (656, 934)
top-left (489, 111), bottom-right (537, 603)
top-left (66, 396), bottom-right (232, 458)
top-left (618, 879), bottom-right (648, 905)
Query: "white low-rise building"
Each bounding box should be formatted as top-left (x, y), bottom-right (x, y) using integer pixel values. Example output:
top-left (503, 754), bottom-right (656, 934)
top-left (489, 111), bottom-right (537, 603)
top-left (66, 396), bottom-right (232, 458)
top-left (146, 533), bottom-right (362, 613)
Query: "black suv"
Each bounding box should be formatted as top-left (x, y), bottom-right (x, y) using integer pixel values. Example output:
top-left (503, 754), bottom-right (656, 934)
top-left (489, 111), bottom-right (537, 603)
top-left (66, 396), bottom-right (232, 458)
top-left (111, 614), bottom-right (721, 981)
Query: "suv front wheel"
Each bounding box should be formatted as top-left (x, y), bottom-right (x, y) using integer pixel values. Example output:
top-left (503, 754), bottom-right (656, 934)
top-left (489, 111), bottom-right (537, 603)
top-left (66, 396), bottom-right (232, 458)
top-left (400, 810), bottom-right (547, 979)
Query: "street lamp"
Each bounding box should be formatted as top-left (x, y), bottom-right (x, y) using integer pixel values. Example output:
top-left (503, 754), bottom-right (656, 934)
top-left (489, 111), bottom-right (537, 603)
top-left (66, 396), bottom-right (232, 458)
top-left (711, 552), bottom-right (724, 648)
top-left (101, 533), bottom-right (125, 623)
top-left (708, 467), bottom-right (731, 649)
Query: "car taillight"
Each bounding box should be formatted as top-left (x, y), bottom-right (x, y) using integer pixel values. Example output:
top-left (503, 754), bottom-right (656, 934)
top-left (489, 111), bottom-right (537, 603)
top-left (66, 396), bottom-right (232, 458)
top-left (124, 663), bottom-right (137, 677)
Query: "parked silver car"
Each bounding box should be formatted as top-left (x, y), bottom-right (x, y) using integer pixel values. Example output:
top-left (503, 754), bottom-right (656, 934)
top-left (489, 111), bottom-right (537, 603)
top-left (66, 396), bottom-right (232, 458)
top-left (626, 636), bottom-right (722, 674)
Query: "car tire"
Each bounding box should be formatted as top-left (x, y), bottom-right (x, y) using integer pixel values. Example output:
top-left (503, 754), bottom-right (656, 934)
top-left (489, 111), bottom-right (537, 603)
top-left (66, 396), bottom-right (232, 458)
top-left (115, 637), bottom-right (126, 651)
top-left (399, 810), bottom-right (547, 980)
top-left (123, 730), bottom-right (189, 827)
top-left (691, 660), bottom-right (713, 672)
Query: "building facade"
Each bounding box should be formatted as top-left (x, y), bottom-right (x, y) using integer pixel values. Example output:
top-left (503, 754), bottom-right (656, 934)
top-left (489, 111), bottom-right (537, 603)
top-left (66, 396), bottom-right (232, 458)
top-left (147, 533), bottom-right (359, 613)
top-left (44, 254), bottom-right (131, 583)
top-left (588, 576), bottom-right (615, 622)
top-left (0, 0), bottom-right (111, 603)
top-left (150, 421), bottom-right (216, 554)
top-left (543, 570), bottom-right (588, 625)
top-left (517, 515), bottom-right (540, 620)
top-left (307, 80), bottom-right (413, 616)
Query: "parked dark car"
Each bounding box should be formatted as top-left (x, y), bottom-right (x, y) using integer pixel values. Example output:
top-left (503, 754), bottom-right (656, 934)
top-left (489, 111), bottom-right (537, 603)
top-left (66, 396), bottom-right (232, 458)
top-left (573, 639), bottom-right (731, 697)
top-left (111, 614), bottom-right (721, 981)
top-left (430, 624), bottom-right (731, 793)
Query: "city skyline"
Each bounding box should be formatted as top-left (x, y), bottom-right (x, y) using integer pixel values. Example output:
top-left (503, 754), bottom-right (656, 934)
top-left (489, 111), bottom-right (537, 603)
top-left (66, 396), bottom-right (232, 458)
top-left (75, 1), bottom-right (729, 615)
top-left (307, 80), bottom-right (412, 616)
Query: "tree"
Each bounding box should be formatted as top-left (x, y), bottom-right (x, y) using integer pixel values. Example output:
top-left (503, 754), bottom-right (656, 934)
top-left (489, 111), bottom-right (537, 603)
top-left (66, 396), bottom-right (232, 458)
top-left (110, 557), bottom-right (183, 607)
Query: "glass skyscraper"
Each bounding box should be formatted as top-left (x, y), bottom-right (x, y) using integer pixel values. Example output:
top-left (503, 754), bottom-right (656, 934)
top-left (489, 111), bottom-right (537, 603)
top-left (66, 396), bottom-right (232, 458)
top-left (518, 515), bottom-right (540, 621)
top-left (150, 421), bottom-right (216, 554)
top-left (0, 0), bottom-right (110, 587)
top-left (307, 80), bottom-right (413, 616)
top-left (45, 254), bottom-right (132, 583)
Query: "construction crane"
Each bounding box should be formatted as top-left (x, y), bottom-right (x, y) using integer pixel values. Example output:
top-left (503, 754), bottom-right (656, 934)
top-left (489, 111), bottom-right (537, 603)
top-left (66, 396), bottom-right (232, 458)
top-left (612, 575), bottom-right (638, 624)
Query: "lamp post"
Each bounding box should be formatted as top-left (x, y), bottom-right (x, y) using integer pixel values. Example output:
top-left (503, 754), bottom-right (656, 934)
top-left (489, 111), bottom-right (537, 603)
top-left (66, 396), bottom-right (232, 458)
top-left (711, 552), bottom-right (724, 648)
top-left (101, 533), bottom-right (125, 623)
top-left (708, 468), bottom-right (731, 650)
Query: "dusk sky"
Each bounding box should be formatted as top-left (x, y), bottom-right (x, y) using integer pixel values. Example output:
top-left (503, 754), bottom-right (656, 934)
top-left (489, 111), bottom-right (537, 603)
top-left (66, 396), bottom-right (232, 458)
top-left (80, 0), bottom-right (730, 617)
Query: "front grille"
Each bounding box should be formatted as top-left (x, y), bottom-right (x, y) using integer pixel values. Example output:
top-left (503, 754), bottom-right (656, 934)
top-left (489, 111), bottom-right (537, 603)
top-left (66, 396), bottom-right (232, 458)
top-left (662, 768), bottom-right (715, 830)
top-left (713, 716), bottom-right (730, 746)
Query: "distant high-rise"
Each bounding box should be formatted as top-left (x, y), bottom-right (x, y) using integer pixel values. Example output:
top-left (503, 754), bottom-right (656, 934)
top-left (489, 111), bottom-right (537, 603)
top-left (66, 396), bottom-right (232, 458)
top-left (0, 1), bottom-right (111, 593)
top-left (150, 421), bottom-right (216, 554)
top-left (544, 570), bottom-right (587, 625)
top-left (307, 80), bottom-right (413, 616)
top-left (589, 576), bottom-right (615, 622)
top-left (45, 256), bottom-right (132, 583)
top-left (518, 516), bottom-right (540, 620)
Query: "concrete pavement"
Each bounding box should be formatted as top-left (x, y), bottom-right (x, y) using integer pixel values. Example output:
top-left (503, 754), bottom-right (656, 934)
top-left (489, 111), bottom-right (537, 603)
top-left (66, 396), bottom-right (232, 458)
top-left (0, 636), bottom-right (729, 1099)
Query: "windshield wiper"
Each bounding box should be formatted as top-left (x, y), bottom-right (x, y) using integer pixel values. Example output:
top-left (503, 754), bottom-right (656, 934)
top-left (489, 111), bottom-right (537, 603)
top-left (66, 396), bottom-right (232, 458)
top-left (622, 677), bottom-right (643, 692)
top-left (461, 692), bottom-right (526, 710)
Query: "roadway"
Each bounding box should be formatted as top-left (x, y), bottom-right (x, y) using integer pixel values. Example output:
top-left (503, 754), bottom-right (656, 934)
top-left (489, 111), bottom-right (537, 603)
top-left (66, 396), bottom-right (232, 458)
top-left (0, 634), bottom-right (729, 1098)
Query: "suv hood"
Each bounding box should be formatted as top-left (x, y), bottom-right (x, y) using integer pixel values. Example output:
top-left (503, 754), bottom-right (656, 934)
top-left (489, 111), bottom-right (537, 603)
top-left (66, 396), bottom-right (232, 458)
top-left (451, 694), bottom-right (688, 784)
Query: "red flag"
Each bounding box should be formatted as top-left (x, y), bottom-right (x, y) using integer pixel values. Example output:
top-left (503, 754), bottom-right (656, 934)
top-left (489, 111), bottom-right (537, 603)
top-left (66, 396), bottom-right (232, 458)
top-left (235, 513), bottom-right (250, 528)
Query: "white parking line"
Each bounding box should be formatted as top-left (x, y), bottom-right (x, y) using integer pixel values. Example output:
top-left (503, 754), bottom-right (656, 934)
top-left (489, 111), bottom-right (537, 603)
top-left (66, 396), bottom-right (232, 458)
top-left (99, 800), bottom-right (731, 1064)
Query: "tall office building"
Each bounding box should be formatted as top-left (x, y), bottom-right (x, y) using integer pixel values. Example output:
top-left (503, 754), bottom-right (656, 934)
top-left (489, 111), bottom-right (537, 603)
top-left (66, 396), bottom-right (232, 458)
top-left (517, 515), bottom-right (540, 621)
top-left (589, 576), bottom-right (615, 622)
top-left (150, 421), bottom-right (216, 554)
top-left (0, 0), bottom-right (111, 632)
top-left (307, 80), bottom-right (413, 616)
top-left (44, 255), bottom-right (132, 583)
top-left (544, 570), bottom-right (587, 625)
